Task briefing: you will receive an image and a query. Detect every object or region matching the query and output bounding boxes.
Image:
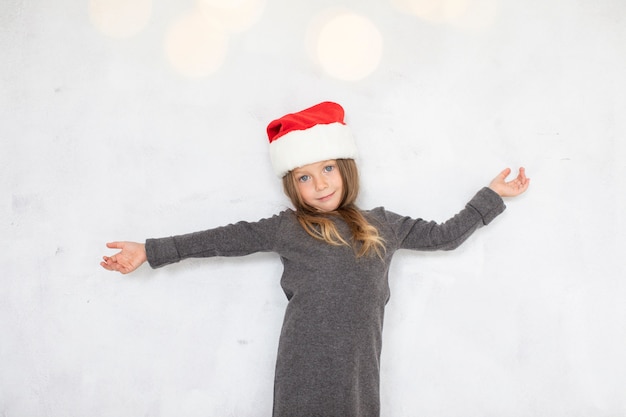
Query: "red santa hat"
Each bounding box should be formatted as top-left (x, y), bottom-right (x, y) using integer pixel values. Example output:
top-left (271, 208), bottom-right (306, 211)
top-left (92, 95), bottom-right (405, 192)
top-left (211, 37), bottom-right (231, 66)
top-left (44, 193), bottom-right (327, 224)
top-left (266, 101), bottom-right (358, 177)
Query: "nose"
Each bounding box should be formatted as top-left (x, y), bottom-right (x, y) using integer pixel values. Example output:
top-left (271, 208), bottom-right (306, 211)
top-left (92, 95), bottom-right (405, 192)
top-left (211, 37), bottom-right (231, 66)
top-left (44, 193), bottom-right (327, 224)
top-left (314, 177), bottom-right (328, 191)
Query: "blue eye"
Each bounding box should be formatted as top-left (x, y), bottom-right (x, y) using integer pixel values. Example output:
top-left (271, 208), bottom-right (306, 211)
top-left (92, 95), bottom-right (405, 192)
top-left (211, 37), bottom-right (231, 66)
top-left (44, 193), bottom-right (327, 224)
top-left (324, 165), bottom-right (334, 173)
top-left (298, 175), bottom-right (310, 182)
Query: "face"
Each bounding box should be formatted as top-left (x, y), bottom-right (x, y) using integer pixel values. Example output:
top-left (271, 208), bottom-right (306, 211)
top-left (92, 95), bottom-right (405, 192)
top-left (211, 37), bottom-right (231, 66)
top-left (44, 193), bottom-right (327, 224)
top-left (292, 160), bottom-right (344, 212)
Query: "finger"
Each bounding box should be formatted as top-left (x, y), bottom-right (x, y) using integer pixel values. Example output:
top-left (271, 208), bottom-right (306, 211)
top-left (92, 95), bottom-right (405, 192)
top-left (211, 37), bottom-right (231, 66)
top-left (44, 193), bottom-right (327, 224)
top-left (101, 256), bottom-right (118, 269)
top-left (522, 178), bottom-right (531, 189)
top-left (519, 176), bottom-right (530, 187)
top-left (104, 254), bottom-right (123, 267)
top-left (106, 242), bottom-right (123, 250)
top-left (106, 241), bottom-right (124, 249)
top-left (499, 167), bottom-right (512, 180)
top-left (514, 178), bottom-right (530, 194)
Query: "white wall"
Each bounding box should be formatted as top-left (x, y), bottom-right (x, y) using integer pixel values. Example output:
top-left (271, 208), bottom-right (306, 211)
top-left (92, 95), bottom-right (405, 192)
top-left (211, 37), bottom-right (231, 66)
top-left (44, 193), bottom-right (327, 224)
top-left (2, 0), bottom-right (625, 416)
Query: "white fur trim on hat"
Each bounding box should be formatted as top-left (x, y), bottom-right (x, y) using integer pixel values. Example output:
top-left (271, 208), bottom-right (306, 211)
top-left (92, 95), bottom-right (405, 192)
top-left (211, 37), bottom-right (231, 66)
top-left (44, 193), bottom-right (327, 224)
top-left (269, 122), bottom-right (357, 177)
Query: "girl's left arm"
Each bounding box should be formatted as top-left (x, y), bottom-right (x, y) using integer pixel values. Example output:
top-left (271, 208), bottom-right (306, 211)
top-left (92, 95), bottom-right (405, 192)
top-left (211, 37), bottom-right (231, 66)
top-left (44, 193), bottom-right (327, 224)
top-left (387, 167), bottom-right (529, 251)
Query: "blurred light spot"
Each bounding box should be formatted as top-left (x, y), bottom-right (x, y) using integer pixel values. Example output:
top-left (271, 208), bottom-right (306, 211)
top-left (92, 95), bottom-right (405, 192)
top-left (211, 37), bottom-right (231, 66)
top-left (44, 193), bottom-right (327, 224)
top-left (451, 0), bottom-right (499, 30)
top-left (391, 0), bottom-right (498, 30)
top-left (309, 10), bottom-right (383, 81)
top-left (391, 0), bottom-right (469, 23)
top-left (89, 0), bottom-right (152, 39)
top-left (197, 0), bottom-right (266, 33)
top-left (164, 10), bottom-right (228, 78)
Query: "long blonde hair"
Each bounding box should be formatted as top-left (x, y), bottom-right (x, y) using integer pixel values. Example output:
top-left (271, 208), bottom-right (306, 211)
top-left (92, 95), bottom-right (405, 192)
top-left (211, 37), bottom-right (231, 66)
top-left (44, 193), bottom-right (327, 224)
top-left (282, 159), bottom-right (385, 258)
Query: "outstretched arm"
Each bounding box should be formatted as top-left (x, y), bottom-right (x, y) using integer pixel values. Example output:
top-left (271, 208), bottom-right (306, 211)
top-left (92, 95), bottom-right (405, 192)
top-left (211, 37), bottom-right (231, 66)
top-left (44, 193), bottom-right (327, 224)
top-left (100, 241), bottom-right (147, 274)
top-left (489, 167), bottom-right (530, 197)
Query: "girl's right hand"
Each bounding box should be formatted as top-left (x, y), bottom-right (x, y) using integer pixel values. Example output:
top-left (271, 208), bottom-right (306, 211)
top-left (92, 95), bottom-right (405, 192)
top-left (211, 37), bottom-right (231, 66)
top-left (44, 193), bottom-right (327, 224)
top-left (101, 241), bottom-right (147, 274)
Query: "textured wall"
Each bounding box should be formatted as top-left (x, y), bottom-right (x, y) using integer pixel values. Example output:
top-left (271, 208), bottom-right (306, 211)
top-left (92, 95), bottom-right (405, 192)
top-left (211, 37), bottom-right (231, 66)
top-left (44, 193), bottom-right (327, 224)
top-left (1, 0), bottom-right (625, 415)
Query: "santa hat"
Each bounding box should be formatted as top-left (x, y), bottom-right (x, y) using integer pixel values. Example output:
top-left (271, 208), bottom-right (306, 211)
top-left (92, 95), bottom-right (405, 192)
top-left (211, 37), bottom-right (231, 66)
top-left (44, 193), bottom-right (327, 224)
top-left (266, 101), bottom-right (358, 177)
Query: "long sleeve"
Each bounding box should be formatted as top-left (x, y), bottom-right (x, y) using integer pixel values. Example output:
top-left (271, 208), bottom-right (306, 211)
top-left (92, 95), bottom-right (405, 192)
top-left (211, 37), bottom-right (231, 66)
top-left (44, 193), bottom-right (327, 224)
top-left (144, 212), bottom-right (287, 268)
top-left (373, 187), bottom-right (505, 252)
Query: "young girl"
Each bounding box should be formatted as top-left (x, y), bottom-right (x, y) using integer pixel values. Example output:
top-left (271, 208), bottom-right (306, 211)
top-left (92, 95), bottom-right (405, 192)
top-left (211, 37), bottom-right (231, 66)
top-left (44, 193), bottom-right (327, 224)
top-left (101, 101), bottom-right (529, 417)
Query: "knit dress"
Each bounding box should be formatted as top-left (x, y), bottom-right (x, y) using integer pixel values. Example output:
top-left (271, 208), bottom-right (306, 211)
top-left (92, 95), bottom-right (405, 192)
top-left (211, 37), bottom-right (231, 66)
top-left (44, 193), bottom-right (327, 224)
top-left (145, 187), bottom-right (505, 417)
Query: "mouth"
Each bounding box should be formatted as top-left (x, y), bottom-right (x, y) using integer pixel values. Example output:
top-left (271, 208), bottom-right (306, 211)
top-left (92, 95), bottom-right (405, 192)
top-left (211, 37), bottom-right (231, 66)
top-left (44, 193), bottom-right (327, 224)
top-left (318, 191), bottom-right (335, 202)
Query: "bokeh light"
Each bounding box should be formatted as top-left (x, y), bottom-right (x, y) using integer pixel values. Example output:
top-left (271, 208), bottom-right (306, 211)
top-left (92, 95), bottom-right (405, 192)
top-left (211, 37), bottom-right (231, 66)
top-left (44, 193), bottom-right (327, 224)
top-left (452, 0), bottom-right (499, 30)
top-left (390, 0), bottom-right (498, 30)
top-left (196, 0), bottom-right (266, 33)
top-left (89, 0), bottom-right (152, 39)
top-left (391, 0), bottom-right (468, 23)
top-left (309, 10), bottom-right (383, 81)
top-left (164, 10), bottom-right (228, 78)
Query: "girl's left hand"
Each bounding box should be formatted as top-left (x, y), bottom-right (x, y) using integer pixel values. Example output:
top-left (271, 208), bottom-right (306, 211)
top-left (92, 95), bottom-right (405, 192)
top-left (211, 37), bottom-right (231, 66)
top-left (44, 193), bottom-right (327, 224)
top-left (489, 167), bottom-right (530, 197)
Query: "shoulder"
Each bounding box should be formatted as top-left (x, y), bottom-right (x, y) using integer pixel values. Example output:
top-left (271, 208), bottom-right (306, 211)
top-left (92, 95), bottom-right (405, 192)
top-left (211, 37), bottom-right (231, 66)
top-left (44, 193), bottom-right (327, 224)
top-left (361, 206), bottom-right (409, 238)
top-left (225, 209), bottom-right (298, 235)
top-left (251, 208), bottom-right (295, 221)
top-left (362, 206), bottom-right (404, 223)
top-left (249, 208), bottom-right (297, 227)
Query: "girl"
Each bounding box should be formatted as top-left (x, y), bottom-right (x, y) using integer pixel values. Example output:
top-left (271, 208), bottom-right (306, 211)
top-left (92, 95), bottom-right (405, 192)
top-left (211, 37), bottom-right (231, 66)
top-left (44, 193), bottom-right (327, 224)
top-left (101, 101), bottom-right (529, 417)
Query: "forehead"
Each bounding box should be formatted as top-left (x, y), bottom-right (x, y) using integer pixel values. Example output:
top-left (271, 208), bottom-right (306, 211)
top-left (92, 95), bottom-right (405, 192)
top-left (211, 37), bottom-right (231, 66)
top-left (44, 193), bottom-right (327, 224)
top-left (292, 159), bottom-right (336, 174)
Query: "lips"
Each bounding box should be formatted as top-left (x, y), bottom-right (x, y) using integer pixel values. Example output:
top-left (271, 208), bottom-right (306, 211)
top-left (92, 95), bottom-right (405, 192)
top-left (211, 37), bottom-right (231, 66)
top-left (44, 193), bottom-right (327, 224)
top-left (318, 191), bottom-right (335, 202)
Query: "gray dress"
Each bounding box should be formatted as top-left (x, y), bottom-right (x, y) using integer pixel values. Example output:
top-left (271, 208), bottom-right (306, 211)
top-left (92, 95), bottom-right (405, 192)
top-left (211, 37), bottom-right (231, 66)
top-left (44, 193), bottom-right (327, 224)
top-left (145, 187), bottom-right (505, 417)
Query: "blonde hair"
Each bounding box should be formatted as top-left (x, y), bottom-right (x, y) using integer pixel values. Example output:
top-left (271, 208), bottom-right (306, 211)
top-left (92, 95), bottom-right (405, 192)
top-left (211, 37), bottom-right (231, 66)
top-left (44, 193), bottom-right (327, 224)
top-left (282, 159), bottom-right (385, 258)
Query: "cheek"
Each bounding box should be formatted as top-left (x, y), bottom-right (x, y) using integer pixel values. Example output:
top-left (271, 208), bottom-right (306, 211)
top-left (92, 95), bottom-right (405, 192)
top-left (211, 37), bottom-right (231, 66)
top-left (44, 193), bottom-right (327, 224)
top-left (333, 173), bottom-right (344, 190)
top-left (296, 182), bottom-right (313, 199)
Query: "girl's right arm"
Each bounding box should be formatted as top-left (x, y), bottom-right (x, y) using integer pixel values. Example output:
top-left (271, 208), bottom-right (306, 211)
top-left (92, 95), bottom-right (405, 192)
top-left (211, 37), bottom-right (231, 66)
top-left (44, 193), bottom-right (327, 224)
top-left (100, 241), bottom-right (147, 274)
top-left (102, 212), bottom-right (287, 273)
